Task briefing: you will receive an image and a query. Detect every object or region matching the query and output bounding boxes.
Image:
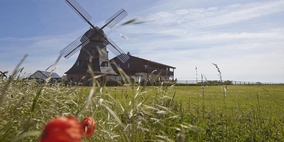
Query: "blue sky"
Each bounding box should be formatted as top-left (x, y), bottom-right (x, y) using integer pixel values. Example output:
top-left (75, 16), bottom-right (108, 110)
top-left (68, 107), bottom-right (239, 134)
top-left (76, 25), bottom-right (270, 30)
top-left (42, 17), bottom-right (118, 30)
top-left (1, 0), bottom-right (284, 83)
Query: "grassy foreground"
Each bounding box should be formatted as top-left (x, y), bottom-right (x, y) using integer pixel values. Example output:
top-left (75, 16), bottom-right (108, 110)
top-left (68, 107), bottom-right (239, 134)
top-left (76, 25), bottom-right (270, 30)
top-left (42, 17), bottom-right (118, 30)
top-left (0, 77), bottom-right (284, 141)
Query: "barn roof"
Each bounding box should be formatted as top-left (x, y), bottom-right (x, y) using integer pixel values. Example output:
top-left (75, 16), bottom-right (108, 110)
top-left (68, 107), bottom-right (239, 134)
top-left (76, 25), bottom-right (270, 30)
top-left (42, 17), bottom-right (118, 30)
top-left (30, 70), bottom-right (61, 79)
top-left (111, 52), bottom-right (176, 69)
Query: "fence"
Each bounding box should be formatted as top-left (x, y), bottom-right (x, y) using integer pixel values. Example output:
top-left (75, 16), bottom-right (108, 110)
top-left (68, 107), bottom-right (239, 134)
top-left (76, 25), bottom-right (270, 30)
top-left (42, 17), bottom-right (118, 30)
top-left (176, 80), bottom-right (284, 85)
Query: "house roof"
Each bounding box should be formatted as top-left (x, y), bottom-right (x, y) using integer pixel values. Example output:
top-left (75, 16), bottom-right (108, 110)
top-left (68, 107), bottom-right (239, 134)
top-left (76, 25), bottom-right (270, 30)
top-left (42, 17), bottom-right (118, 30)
top-left (30, 70), bottom-right (61, 79)
top-left (111, 53), bottom-right (176, 69)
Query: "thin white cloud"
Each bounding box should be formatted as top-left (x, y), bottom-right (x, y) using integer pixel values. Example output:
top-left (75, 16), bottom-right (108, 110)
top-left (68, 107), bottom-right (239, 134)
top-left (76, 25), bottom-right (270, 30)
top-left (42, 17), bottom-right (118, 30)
top-left (1, 0), bottom-right (284, 83)
top-left (197, 1), bottom-right (284, 27)
top-left (136, 0), bottom-right (284, 29)
top-left (175, 9), bottom-right (188, 15)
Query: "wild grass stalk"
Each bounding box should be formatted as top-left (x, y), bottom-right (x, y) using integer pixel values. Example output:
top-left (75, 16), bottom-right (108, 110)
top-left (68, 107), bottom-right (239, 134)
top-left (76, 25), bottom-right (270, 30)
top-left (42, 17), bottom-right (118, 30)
top-left (1, 58), bottom-right (284, 141)
top-left (212, 63), bottom-right (227, 105)
top-left (0, 54), bottom-right (28, 106)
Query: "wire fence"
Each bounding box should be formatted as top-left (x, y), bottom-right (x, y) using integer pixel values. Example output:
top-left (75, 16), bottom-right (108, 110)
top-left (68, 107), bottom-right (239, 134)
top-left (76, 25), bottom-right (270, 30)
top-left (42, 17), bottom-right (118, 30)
top-left (176, 80), bottom-right (284, 85)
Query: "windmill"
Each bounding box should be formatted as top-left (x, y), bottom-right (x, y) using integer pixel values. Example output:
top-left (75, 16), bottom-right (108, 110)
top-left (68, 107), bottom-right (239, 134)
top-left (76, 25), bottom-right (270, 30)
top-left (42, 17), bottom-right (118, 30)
top-left (60, 0), bottom-right (129, 84)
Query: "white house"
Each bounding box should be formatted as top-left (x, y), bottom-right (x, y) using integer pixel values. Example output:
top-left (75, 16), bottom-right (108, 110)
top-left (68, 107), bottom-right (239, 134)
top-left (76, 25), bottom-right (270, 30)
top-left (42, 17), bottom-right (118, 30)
top-left (29, 70), bottom-right (61, 83)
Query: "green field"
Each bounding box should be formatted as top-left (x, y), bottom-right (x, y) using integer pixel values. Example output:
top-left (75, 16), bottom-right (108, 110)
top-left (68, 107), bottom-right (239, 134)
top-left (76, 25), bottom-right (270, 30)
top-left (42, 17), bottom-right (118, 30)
top-left (0, 79), bottom-right (284, 141)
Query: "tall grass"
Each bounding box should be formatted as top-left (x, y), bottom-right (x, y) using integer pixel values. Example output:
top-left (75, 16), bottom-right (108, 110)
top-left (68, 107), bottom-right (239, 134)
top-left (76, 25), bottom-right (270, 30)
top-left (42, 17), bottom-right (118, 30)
top-left (0, 65), bottom-right (283, 141)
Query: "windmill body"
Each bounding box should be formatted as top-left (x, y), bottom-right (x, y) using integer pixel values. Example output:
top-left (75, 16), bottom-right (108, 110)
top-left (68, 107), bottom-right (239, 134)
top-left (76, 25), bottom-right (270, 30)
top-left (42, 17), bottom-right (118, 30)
top-left (65, 28), bottom-right (116, 83)
top-left (60, 0), bottom-right (129, 85)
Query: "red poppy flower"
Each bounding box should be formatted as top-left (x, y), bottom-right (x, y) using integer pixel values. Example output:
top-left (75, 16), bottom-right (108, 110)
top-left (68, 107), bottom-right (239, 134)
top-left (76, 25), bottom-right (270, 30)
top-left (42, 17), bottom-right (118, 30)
top-left (81, 117), bottom-right (96, 137)
top-left (40, 116), bottom-right (84, 142)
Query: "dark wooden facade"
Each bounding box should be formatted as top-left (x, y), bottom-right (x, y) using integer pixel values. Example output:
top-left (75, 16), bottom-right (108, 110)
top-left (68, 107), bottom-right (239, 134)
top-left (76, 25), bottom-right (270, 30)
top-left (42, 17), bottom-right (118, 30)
top-left (111, 53), bottom-right (175, 82)
top-left (65, 28), bottom-right (116, 85)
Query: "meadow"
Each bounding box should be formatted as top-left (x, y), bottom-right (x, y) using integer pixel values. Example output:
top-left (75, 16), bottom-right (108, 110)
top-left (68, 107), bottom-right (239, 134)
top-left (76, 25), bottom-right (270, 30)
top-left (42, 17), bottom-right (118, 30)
top-left (0, 73), bottom-right (283, 142)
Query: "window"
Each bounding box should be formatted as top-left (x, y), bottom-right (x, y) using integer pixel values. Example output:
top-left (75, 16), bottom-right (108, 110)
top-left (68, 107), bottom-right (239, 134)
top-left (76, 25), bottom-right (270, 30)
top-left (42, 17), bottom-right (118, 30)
top-left (127, 63), bottom-right (130, 68)
top-left (76, 61), bottom-right (80, 66)
top-left (101, 61), bottom-right (108, 67)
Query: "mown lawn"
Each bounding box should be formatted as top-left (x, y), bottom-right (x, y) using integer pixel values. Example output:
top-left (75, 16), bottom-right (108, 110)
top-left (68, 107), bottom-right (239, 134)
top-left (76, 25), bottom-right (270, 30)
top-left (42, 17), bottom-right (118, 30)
top-left (0, 79), bottom-right (283, 141)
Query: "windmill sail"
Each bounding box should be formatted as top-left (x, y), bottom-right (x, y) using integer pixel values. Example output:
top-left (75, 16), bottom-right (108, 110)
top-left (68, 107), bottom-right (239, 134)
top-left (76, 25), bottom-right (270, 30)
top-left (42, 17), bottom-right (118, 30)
top-left (60, 35), bottom-right (89, 59)
top-left (116, 53), bottom-right (129, 63)
top-left (105, 39), bottom-right (129, 63)
top-left (65, 0), bottom-right (95, 29)
top-left (101, 9), bottom-right (128, 29)
top-left (61, 0), bottom-right (132, 85)
top-left (62, 0), bottom-right (129, 62)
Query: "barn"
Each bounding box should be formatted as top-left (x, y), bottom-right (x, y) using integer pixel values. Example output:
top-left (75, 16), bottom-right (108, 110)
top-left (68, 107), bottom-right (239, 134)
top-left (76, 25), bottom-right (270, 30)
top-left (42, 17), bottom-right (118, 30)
top-left (110, 52), bottom-right (176, 83)
top-left (64, 52), bottom-right (176, 85)
top-left (29, 70), bottom-right (61, 83)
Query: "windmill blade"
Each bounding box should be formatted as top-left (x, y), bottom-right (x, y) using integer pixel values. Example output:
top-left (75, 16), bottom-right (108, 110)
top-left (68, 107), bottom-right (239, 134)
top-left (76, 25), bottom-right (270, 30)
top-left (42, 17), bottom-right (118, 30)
top-left (116, 53), bottom-right (129, 63)
top-left (60, 35), bottom-right (90, 59)
top-left (105, 38), bottom-right (129, 63)
top-left (101, 9), bottom-right (128, 29)
top-left (65, 0), bottom-right (96, 29)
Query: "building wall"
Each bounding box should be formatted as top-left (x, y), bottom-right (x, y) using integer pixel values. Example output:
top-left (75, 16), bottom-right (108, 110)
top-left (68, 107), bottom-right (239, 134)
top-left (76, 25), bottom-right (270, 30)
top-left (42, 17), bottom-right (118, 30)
top-left (111, 55), bottom-right (175, 83)
top-left (31, 71), bottom-right (47, 80)
top-left (67, 73), bottom-right (116, 85)
top-left (67, 73), bottom-right (86, 84)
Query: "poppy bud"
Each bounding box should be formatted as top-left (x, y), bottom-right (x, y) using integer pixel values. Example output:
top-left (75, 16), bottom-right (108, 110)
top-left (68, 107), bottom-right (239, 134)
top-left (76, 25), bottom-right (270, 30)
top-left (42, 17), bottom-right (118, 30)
top-left (81, 117), bottom-right (96, 137)
top-left (40, 116), bottom-right (84, 142)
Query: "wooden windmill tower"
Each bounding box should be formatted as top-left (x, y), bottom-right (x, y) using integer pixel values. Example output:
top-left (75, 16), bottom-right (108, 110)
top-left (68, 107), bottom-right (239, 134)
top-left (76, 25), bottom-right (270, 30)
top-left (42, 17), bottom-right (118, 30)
top-left (60, 0), bottom-right (129, 84)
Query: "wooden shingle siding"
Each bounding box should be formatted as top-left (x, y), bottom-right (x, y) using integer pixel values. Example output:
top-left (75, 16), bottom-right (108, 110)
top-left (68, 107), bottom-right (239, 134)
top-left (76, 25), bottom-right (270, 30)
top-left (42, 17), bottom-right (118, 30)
top-left (111, 53), bottom-right (175, 82)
